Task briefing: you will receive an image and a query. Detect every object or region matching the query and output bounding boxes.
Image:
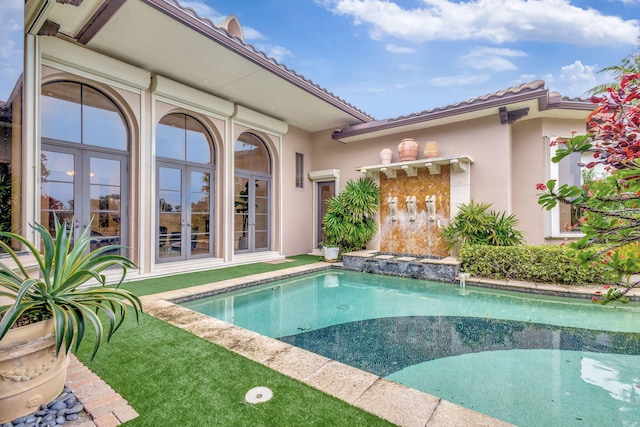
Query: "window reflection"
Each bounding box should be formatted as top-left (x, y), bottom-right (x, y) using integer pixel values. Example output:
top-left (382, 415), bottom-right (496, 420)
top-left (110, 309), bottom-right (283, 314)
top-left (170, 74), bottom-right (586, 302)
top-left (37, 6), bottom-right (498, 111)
top-left (41, 82), bottom-right (81, 143)
top-left (41, 82), bottom-right (127, 150)
top-left (235, 133), bottom-right (270, 174)
top-left (157, 114), bottom-right (212, 163)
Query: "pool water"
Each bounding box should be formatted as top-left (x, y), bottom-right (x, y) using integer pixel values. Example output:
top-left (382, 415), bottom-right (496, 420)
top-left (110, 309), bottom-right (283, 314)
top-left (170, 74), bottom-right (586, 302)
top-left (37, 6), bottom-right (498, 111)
top-left (182, 270), bottom-right (640, 426)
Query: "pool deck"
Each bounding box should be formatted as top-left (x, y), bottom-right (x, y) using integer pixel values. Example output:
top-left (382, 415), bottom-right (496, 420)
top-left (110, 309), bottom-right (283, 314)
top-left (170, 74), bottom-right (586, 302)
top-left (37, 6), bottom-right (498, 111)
top-left (136, 261), bottom-right (640, 427)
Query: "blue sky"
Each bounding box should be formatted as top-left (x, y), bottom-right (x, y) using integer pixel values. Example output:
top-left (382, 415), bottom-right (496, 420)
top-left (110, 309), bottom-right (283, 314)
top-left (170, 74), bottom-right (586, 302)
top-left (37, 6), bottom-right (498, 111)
top-left (2, 0), bottom-right (639, 119)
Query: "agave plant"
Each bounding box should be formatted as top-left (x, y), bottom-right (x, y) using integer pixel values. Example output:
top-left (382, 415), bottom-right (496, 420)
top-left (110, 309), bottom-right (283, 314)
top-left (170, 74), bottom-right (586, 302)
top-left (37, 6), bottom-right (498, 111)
top-left (0, 216), bottom-right (142, 359)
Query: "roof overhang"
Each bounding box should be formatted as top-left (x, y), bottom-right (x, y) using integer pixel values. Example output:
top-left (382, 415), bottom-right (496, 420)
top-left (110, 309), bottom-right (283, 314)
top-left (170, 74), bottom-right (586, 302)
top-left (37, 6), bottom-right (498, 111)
top-left (332, 83), bottom-right (596, 143)
top-left (31, 0), bottom-right (372, 133)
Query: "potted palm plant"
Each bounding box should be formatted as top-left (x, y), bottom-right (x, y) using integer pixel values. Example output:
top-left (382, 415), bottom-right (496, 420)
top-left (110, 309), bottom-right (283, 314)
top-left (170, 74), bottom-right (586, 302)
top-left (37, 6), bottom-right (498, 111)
top-left (0, 216), bottom-right (142, 423)
top-left (322, 177), bottom-right (380, 259)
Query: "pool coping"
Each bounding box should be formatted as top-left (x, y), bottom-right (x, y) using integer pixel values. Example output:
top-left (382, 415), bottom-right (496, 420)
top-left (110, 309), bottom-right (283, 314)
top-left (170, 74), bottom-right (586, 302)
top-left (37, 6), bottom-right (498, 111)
top-left (139, 263), bottom-right (639, 426)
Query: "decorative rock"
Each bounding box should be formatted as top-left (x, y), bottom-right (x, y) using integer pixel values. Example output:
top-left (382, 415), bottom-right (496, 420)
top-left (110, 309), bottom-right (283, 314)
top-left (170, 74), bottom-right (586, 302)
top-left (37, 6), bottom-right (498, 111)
top-left (5, 387), bottom-right (84, 427)
top-left (49, 401), bottom-right (66, 411)
top-left (66, 404), bottom-right (82, 415)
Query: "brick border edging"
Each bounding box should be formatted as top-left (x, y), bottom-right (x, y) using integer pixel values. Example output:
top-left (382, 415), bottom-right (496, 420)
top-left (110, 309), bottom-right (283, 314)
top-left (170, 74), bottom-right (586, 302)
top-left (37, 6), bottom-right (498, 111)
top-left (65, 355), bottom-right (139, 427)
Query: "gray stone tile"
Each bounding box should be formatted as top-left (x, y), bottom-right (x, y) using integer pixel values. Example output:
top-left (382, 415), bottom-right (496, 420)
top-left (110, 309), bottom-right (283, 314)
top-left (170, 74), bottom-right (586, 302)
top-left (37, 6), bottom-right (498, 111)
top-left (304, 361), bottom-right (378, 404)
top-left (232, 334), bottom-right (292, 363)
top-left (263, 347), bottom-right (331, 381)
top-left (353, 379), bottom-right (439, 427)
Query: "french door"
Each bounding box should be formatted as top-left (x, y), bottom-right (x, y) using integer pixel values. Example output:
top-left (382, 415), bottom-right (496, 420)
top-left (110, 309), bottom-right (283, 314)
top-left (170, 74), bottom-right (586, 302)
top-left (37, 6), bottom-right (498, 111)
top-left (158, 164), bottom-right (213, 261)
top-left (317, 180), bottom-right (335, 245)
top-left (41, 145), bottom-right (128, 254)
top-left (234, 174), bottom-right (269, 253)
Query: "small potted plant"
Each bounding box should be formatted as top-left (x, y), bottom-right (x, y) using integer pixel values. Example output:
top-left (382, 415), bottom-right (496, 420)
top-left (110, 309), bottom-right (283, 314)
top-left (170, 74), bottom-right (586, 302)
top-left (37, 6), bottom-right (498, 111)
top-left (321, 177), bottom-right (380, 260)
top-left (319, 240), bottom-right (340, 263)
top-left (0, 216), bottom-right (142, 423)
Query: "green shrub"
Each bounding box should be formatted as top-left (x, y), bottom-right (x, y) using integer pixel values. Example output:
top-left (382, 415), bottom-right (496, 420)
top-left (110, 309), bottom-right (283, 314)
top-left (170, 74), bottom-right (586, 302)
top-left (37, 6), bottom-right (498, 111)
top-left (459, 244), bottom-right (613, 285)
top-left (322, 177), bottom-right (380, 253)
top-left (440, 201), bottom-right (524, 250)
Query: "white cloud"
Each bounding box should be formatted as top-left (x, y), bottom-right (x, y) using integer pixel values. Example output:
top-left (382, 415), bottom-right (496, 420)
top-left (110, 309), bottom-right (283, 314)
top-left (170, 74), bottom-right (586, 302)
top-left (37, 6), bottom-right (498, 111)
top-left (554, 60), bottom-right (603, 96)
top-left (461, 47), bottom-right (526, 71)
top-left (428, 74), bottom-right (491, 87)
top-left (320, 0), bottom-right (639, 45)
top-left (253, 44), bottom-right (293, 62)
top-left (242, 27), bottom-right (267, 40)
top-left (514, 61), bottom-right (617, 98)
top-left (178, 0), bottom-right (226, 24)
top-left (385, 44), bottom-right (416, 53)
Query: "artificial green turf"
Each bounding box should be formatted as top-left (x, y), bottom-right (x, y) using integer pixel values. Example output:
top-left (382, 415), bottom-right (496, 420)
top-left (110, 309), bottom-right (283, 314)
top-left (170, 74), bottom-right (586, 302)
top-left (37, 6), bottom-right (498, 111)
top-left (75, 313), bottom-right (394, 427)
top-left (120, 254), bottom-right (323, 296)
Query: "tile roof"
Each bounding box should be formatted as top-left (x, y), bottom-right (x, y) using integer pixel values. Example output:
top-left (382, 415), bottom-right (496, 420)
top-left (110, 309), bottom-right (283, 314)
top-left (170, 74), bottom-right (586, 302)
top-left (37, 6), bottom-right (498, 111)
top-left (332, 80), bottom-right (593, 140)
top-left (388, 80), bottom-right (546, 123)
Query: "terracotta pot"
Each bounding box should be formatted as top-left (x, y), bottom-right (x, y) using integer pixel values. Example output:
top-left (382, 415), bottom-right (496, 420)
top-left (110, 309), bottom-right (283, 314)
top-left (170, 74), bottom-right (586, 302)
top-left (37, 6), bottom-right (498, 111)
top-left (379, 148), bottom-right (393, 165)
top-left (0, 319), bottom-right (69, 424)
top-left (398, 138), bottom-right (418, 161)
top-left (423, 140), bottom-right (439, 158)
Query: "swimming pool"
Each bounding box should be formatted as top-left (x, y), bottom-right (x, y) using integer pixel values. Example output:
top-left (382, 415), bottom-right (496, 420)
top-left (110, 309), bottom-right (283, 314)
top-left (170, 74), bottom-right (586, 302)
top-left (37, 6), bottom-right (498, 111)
top-left (182, 270), bottom-right (640, 427)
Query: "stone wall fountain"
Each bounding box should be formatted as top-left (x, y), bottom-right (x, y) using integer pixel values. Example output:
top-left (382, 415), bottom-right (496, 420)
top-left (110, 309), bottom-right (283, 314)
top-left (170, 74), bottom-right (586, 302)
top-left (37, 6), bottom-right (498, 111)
top-left (343, 143), bottom-right (473, 283)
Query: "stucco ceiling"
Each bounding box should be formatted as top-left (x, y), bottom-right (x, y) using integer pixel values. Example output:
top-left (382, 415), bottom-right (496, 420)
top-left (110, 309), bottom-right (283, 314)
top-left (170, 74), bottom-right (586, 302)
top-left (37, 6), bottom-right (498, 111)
top-left (44, 0), bottom-right (370, 133)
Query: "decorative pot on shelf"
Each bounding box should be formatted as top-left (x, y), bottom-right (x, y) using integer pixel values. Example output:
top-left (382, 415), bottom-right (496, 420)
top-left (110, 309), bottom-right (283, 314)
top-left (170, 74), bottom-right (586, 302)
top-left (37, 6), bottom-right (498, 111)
top-left (424, 140), bottom-right (439, 158)
top-left (379, 148), bottom-right (393, 165)
top-left (398, 138), bottom-right (418, 161)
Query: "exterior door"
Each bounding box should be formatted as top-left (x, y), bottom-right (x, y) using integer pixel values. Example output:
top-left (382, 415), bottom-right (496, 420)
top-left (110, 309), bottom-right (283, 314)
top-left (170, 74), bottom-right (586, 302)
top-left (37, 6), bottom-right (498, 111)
top-left (317, 180), bottom-right (335, 245)
top-left (158, 164), bottom-right (213, 261)
top-left (234, 174), bottom-right (269, 252)
top-left (41, 145), bottom-right (128, 254)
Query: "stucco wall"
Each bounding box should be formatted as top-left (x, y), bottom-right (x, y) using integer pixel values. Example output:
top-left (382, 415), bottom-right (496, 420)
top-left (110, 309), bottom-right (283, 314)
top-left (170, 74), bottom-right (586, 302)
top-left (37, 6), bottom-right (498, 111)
top-left (281, 125), bottom-right (314, 255)
top-left (311, 114), bottom-right (512, 219)
top-left (511, 118), bottom-right (545, 244)
top-left (311, 114), bottom-right (593, 246)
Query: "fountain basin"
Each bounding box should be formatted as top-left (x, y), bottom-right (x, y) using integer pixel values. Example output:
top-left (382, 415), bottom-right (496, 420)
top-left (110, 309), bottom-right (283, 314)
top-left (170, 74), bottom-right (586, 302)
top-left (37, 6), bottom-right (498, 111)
top-left (342, 251), bottom-right (461, 282)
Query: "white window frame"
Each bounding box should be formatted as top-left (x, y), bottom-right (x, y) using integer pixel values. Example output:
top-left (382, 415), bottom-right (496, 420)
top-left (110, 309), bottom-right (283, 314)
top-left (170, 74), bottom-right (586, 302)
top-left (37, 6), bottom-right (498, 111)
top-left (544, 136), bottom-right (606, 239)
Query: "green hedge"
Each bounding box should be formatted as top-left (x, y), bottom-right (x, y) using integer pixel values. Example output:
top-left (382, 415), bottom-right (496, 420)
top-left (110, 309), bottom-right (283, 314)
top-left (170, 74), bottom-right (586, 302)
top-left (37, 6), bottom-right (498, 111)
top-left (458, 244), bottom-right (612, 285)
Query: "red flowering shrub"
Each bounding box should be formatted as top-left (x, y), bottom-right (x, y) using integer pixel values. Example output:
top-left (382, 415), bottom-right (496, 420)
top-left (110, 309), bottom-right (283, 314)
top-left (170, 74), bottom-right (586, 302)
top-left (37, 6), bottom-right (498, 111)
top-left (537, 73), bottom-right (640, 304)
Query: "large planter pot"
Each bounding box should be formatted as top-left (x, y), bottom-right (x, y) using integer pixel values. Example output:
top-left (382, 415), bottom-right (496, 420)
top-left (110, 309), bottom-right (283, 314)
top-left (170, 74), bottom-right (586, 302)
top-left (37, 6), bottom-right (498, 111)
top-left (397, 138), bottom-right (419, 161)
top-left (0, 319), bottom-right (69, 424)
top-left (323, 246), bottom-right (340, 262)
top-left (423, 140), bottom-right (439, 158)
top-left (379, 148), bottom-right (393, 165)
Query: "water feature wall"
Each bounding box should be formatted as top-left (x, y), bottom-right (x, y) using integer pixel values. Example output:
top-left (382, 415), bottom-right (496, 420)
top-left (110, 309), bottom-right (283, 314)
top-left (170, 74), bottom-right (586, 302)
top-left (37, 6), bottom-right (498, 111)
top-left (380, 166), bottom-right (450, 257)
top-left (357, 154), bottom-right (473, 260)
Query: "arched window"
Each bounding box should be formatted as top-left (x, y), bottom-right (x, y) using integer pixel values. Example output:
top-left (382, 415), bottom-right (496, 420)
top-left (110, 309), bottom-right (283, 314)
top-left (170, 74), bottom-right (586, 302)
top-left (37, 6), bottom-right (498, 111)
top-left (42, 81), bottom-right (127, 150)
top-left (40, 81), bottom-right (129, 254)
top-left (156, 113), bottom-right (215, 261)
top-left (234, 132), bottom-right (271, 253)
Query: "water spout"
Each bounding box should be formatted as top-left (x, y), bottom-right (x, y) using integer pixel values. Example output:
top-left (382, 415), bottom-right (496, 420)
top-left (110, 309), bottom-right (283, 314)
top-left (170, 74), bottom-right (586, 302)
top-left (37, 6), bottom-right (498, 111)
top-left (406, 196), bottom-right (417, 221)
top-left (459, 272), bottom-right (469, 295)
top-left (425, 195), bottom-right (436, 222)
top-left (388, 194), bottom-right (398, 221)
